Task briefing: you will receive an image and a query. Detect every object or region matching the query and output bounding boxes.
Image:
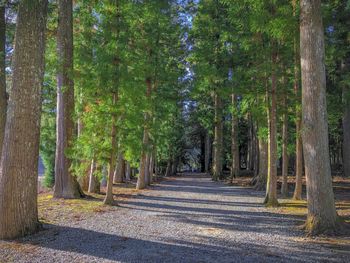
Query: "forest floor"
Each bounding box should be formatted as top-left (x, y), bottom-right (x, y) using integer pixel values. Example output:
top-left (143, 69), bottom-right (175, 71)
top-left (0, 174), bottom-right (349, 263)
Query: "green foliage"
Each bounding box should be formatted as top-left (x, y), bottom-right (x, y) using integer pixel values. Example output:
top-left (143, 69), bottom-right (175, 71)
top-left (38, 0), bottom-right (349, 178)
top-left (68, 0), bottom-right (186, 174)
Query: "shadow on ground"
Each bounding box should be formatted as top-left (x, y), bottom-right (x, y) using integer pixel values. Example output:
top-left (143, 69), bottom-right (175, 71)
top-left (9, 223), bottom-right (347, 263)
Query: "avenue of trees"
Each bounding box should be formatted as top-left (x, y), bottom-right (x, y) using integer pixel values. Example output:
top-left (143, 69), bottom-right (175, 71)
top-left (0, 0), bottom-right (349, 239)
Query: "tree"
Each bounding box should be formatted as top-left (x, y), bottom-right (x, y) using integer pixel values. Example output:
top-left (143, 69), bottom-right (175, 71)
top-left (300, 0), bottom-right (339, 235)
top-left (0, 0), bottom-right (48, 239)
top-left (54, 0), bottom-right (83, 198)
top-left (104, 93), bottom-right (118, 205)
top-left (0, 4), bottom-right (6, 155)
top-left (230, 94), bottom-right (240, 181)
top-left (292, 0), bottom-right (303, 201)
top-left (281, 93), bottom-right (289, 197)
top-left (190, 0), bottom-right (230, 181)
top-left (40, 4), bottom-right (59, 188)
top-left (264, 44), bottom-right (279, 207)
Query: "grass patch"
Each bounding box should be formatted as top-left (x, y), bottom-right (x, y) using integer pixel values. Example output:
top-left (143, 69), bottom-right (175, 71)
top-left (38, 192), bottom-right (111, 224)
top-left (37, 182), bottom-right (142, 224)
top-left (277, 199), bottom-right (307, 216)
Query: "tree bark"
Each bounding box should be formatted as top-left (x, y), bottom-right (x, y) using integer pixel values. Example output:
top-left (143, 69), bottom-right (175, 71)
top-left (281, 95), bottom-right (289, 197)
top-left (342, 58), bottom-right (350, 177)
top-left (230, 94), bottom-right (240, 182)
top-left (264, 48), bottom-right (279, 207)
top-left (137, 78), bottom-right (152, 190)
top-left (204, 131), bottom-right (211, 173)
top-left (144, 152), bottom-right (151, 185)
top-left (165, 159), bottom-right (172, 177)
top-left (54, 0), bottom-right (83, 199)
top-left (104, 93), bottom-right (118, 205)
top-left (252, 123), bottom-right (259, 177)
top-left (247, 115), bottom-right (254, 171)
top-left (0, 5), bottom-right (6, 156)
top-left (0, 0), bottom-right (48, 240)
top-left (149, 150), bottom-right (155, 184)
top-left (125, 161), bottom-right (131, 181)
top-left (137, 131), bottom-right (148, 190)
top-left (293, 0), bottom-right (303, 200)
top-left (293, 113), bottom-right (303, 200)
top-left (254, 138), bottom-right (268, 190)
top-left (300, 0), bottom-right (339, 235)
top-left (212, 92), bottom-right (223, 180)
top-left (113, 152), bottom-right (125, 184)
top-left (88, 159), bottom-right (100, 194)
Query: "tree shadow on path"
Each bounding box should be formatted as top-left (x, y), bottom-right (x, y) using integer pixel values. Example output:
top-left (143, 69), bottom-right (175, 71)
top-left (10, 224), bottom-right (348, 263)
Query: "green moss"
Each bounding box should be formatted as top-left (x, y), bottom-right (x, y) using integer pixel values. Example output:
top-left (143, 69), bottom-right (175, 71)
top-left (263, 196), bottom-right (279, 208)
top-left (37, 192), bottom-right (111, 224)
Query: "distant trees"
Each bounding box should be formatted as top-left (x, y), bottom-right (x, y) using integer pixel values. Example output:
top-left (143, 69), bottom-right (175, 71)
top-left (0, 0), bottom-right (348, 240)
top-left (190, 0), bottom-right (230, 181)
top-left (0, 0), bottom-right (48, 239)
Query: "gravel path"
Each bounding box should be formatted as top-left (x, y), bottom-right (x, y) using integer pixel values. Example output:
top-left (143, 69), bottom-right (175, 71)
top-left (0, 174), bottom-right (349, 263)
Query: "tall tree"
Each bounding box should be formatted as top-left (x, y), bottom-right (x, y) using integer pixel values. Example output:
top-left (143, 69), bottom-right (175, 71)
top-left (230, 94), bottom-right (240, 181)
top-left (104, 93), bottom-right (118, 205)
top-left (0, 0), bottom-right (48, 239)
top-left (281, 93), bottom-right (289, 197)
top-left (54, 0), bottom-right (83, 198)
top-left (0, 4), bottom-right (6, 155)
top-left (300, 0), bottom-right (339, 235)
top-left (264, 45), bottom-right (279, 207)
top-left (191, 0), bottom-right (229, 181)
top-left (292, 0), bottom-right (303, 201)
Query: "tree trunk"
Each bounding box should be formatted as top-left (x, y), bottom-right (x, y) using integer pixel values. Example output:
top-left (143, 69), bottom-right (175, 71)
top-left (212, 92), bottom-right (223, 180)
top-left (136, 78), bottom-right (152, 190)
top-left (137, 123), bottom-right (150, 189)
top-left (104, 93), bottom-right (118, 205)
top-left (281, 95), bottom-right (289, 197)
top-left (205, 131), bottom-right (211, 173)
top-left (247, 115), bottom-right (254, 171)
top-left (264, 48), bottom-right (279, 207)
top-left (230, 94), bottom-right (240, 182)
top-left (149, 151), bottom-right (155, 184)
top-left (88, 159), bottom-right (100, 194)
top-left (78, 172), bottom-right (89, 192)
top-left (293, 0), bottom-right (303, 200)
top-left (293, 117), bottom-right (303, 200)
top-left (254, 138), bottom-right (268, 190)
top-left (300, 0), bottom-right (339, 235)
top-left (0, 5), bottom-right (6, 155)
top-left (165, 159), bottom-right (172, 177)
top-left (0, 0), bottom-right (48, 240)
top-left (342, 58), bottom-right (350, 177)
top-left (174, 157), bottom-right (180, 175)
top-left (77, 104), bottom-right (89, 192)
top-left (113, 152), bottom-right (124, 184)
top-left (125, 161), bottom-right (131, 181)
top-left (144, 152), bottom-right (151, 185)
top-left (252, 123), bottom-right (259, 177)
top-left (54, 0), bottom-right (83, 199)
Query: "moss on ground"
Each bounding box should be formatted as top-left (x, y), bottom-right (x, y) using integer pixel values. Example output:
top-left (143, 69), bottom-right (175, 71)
top-left (37, 181), bottom-right (142, 224)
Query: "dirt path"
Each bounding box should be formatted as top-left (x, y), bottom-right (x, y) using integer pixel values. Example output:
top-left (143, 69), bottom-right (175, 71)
top-left (0, 174), bottom-right (349, 262)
